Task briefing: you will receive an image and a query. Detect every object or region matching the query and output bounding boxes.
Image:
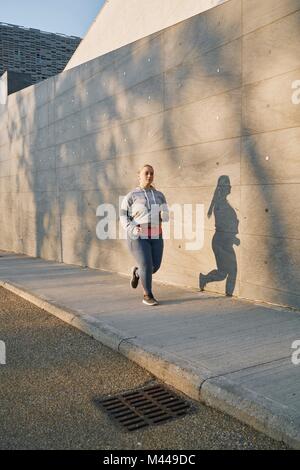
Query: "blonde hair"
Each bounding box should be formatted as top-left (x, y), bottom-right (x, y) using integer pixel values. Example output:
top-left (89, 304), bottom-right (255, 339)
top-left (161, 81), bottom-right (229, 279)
top-left (137, 164), bottom-right (154, 175)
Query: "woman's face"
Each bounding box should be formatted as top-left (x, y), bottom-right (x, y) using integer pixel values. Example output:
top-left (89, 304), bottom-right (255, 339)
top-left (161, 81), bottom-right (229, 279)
top-left (139, 166), bottom-right (154, 188)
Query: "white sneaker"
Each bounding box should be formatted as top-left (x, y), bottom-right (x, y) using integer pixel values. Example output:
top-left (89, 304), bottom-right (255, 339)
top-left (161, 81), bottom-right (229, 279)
top-left (143, 295), bottom-right (159, 306)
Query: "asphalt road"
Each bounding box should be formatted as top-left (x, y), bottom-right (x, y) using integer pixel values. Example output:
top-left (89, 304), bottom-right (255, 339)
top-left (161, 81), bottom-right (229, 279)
top-left (0, 287), bottom-right (288, 450)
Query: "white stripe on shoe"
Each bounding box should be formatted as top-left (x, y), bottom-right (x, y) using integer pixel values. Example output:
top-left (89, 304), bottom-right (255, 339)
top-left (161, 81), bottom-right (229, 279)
top-left (142, 296), bottom-right (159, 306)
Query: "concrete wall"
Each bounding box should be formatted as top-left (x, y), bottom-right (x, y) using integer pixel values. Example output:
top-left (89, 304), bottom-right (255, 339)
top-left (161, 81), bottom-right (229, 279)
top-left (65, 0), bottom-right (229, 70)
top-left (0, 0), bottom-right (300, 309)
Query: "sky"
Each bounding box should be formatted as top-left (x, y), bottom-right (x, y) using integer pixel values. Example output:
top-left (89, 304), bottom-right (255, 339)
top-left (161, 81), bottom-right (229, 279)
top-left (0, 0), bottom-right (105, 38)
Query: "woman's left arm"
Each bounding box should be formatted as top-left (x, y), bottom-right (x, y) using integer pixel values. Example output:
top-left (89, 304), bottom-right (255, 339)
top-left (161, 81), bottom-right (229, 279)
top-left (160, 193), bottom-right (169, 222)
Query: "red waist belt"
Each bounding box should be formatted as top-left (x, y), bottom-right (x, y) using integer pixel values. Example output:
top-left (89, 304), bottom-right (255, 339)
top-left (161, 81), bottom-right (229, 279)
top-left (138, 224), bottom-right (162, 237)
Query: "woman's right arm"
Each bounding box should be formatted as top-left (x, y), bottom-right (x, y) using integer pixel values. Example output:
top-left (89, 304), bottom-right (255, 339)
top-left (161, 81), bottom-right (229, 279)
top-left (120, 193), bottom-right (140, 238)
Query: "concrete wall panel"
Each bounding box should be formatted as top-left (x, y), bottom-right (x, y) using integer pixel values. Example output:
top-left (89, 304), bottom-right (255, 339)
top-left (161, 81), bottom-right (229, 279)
top-left (164, 89), bottom-right (241, 147)
top-left (80, 132), bottom-right (117, 165)
top-left (79, 50), bottom-right (115, 82)
top-left (243, 69), bottom-right (300, 134)
top-left (0, 160), bottom-right (11, 178)
top-left (17, 168), bottom-right (56, 193)
top-left (114, 35), bottom-right (163, 90)
top-left (242, 0), bottom-right (300, 35)
top-left (80, 96), bottom-right (119, 135)
top-left (55, 67), bottom-right (82, 98)
top-left (164, 39), bottom-right (241, 110)
top-left (27, 126), bottom-right (55, 151)
top-left (241, 128), bottom-right (300, 184)
top-left (0, 143), bottom-right (10, 162)
top-left (36, 103), bottom-right (49, 130)
top-left (54, 87), bottom-right (82, 121)
top-left (0, 176), bottom-right (15, 194)
top-left (240, 234), bottom-right (300, 308)
top-left (117, 75), bottom-right (164, 122)
top-left (163, 0), bottom-right (241, 72)
top-left (35, 79), bottom-right (53, 107)
top-left (81, 64), bottom-right (117, 107)
top-left (8, 87), bottom-right (35, 119)
top-left (54, 113), bottom-right (81, 145)
top-left (0, 0), bottom-right (299, 309)
top-left (56, 139), bottom-right (81, 168)
top-left (240, 281), bottom-right (300, 310)
top-left (240, 184), bottom-right (300, 240)
top-left (103, 138), bottom-right (241, 190)
top-left (112, 113), bottom-right (166, 157)
top-left (243, 10), bottom-right (300, 85)
top-left (31, 147), bottom-right (56, 172)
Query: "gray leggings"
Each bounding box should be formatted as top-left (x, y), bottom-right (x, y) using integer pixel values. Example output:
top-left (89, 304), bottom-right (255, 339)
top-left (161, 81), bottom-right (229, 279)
top-left (127, 237), bottom-right (164, 296)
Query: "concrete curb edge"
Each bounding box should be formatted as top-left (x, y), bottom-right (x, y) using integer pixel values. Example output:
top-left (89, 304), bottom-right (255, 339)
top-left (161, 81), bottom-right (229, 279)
top-left (1, 279), bottom-right (298, 449)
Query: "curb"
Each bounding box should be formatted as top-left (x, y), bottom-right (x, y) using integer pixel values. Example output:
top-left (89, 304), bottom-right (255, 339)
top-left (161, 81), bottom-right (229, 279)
top-left (201, 376), bottom-right (300, 450)
top-left (1, 279), bottom-right (299, 449)
top-left (0, 280), bottom-right (207, 397)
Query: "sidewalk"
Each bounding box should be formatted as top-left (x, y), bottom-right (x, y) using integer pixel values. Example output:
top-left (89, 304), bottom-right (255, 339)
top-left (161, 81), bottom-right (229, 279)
top-left (0, 250), bottom-right (300, 448)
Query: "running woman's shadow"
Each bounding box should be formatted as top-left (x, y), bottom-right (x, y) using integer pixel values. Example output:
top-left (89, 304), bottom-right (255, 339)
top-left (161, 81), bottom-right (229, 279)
top-left (199, 175), bottom-right (240, 296)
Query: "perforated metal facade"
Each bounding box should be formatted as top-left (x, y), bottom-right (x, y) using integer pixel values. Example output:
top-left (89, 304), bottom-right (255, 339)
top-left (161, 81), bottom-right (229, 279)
top-left (0, 22), bottom-right (81, 85)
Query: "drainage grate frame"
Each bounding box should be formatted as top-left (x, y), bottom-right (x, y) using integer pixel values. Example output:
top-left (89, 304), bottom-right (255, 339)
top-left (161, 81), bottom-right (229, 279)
top-left (95, 383), bottom-right (193, 432)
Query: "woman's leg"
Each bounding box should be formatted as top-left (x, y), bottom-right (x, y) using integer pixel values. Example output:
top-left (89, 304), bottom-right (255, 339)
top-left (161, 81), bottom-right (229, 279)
top-left (151, 238), bottom-right (164, 274)
top-left (128, 238), bottom-right (153, 296)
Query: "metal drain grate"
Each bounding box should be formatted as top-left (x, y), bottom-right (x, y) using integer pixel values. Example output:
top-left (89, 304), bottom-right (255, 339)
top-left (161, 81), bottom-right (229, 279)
top-left (95, 383), bottom-right (192, 432)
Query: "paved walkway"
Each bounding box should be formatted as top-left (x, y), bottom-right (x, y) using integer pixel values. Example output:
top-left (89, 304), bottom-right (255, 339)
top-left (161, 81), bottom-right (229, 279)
top-left (0, 250), bottom-right (299, 448)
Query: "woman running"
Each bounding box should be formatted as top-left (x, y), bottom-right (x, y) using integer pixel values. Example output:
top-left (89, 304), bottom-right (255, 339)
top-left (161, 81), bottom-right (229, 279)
top-left (120, 164), bottom-right (169, 306)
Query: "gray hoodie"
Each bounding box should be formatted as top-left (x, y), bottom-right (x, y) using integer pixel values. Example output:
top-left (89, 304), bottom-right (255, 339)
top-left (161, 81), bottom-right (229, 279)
top-left (120, 186), bottom-right (169, 238)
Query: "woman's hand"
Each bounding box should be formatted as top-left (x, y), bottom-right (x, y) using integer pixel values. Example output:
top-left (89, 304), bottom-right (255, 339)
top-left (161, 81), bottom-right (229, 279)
top-left (233, 236), bottom-right (240, 246)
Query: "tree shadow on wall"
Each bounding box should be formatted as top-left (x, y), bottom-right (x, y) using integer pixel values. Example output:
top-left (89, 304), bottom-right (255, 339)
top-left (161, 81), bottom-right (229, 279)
top-left (199, 175), bottom-right (240, 296)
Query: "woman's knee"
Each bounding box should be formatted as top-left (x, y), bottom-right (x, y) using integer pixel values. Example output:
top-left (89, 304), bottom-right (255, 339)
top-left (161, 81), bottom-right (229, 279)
top-left (151, 240), bottom-right (163, 274)
top-left (138, 261), bottom-right (149, 275)
top-left (152, 262), bottom-right (162, 274)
